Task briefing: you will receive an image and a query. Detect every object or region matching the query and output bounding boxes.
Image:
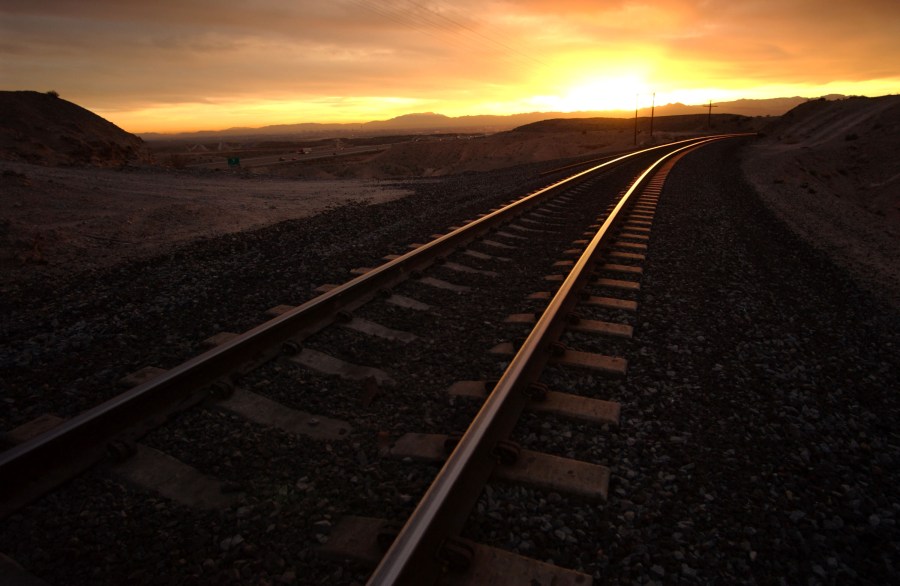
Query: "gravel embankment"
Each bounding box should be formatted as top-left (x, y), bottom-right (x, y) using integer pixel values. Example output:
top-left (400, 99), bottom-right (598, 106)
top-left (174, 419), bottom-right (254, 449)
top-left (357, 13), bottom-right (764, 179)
top-left (0, 157), bottom-right (639, 584)
top-left (626, 140), bottom-right (900, 583)
top-left (465, 138), bottom-right (900, 584)
top-left (0, 162), bottom-right (559, 432)
top-left (0, 154), bottom-right (634, 584)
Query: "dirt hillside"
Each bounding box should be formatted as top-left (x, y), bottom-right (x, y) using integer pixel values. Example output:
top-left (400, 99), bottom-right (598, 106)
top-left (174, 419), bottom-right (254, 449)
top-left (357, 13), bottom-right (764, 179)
top-left (742, 95), bottom-right (900, 308)
top-left (363, 114), bottom-right (763, 177)
top-left (0, 91), bottom-right (151, 167)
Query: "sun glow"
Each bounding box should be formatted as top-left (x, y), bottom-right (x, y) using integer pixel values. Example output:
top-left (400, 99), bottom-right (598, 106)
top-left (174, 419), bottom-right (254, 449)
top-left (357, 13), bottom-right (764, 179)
top-left (532, 74), bottom-right (652, 113)
top-left (4, 1), bottom-right (900, 134)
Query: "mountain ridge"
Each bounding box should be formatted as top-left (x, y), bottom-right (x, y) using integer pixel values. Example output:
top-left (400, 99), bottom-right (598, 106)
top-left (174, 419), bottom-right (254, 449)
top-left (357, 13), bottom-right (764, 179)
top-left (140, 96), bottom-right (845, 141)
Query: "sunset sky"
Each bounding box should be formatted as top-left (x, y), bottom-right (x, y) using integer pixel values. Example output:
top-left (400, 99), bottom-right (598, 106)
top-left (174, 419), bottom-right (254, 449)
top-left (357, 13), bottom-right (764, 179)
top-left (2, 0), bottom-right (898, 133)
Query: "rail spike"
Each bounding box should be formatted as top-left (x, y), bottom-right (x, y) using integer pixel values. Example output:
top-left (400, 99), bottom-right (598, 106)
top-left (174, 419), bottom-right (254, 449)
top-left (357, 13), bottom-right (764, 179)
top-left (436, 538), bottom-right (475, 574)
top-left (524, 382), bottom-right (549, 402)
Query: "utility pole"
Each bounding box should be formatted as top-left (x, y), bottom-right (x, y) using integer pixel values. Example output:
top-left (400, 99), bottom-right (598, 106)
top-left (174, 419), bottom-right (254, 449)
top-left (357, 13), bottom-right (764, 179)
top-left (633, 94), bottom-right (638, 145)
top-left (707, 99), bottom-right (718, 129)
top-left (649, 92), bottom-right (656, 139)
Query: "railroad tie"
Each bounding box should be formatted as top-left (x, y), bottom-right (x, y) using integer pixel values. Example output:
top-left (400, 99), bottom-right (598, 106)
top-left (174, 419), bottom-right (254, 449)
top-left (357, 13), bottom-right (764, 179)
top-left (5, 412), bottom-right (239, 510)
top-left (382, 432), bottom-right (609, 500)
top-left (322, 516), bottom-right (592, 584)
top-left (490, 342), bottom-right (627, 376)
top-left (446, 380), bottom-right (620, 426)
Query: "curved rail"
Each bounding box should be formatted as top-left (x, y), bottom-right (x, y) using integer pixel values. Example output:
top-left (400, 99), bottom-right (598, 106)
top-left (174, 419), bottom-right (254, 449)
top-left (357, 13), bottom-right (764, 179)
top-left (0, 135), bottom-right (735, 519)
top-left (367, 135), bottom-right (741, 585)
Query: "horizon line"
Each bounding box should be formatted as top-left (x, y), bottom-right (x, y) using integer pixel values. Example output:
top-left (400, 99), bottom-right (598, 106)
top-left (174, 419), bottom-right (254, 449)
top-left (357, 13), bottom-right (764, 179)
top-left (135, 94), bottom-right (848, 137)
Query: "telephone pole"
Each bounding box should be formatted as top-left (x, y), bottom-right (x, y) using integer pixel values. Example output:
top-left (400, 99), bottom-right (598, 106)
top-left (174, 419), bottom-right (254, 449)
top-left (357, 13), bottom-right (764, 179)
top-left (649, 92), bottom-right (656, 138)
top-left (707, 99), bottom-right (718, 129)
top-left (633, 94), bottom-right (638, 145)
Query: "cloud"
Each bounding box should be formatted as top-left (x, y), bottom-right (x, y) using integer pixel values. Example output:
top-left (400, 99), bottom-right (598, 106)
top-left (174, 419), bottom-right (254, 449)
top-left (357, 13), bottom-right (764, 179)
top-left (2, 0), bottom-right (898, 131)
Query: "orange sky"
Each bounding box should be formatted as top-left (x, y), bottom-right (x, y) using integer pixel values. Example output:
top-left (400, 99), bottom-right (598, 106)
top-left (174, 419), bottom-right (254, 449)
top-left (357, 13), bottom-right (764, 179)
top-left (2, 0), bottom-right (898, 133)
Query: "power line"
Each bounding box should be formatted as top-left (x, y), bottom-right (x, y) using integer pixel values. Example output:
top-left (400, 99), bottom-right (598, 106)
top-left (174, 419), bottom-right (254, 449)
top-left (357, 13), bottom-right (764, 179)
top-left (344, 0), bottom-right (547, 70)
top-left (348, 0), bottom-right (499, 58)
top-left (347, 0), bottom-right (427, 35)
top-left (404, 1), bottom-right (549, 68)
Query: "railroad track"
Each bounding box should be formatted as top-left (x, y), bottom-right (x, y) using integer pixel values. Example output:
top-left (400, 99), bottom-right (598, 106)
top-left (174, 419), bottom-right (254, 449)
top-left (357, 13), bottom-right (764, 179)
top-left (1, 135), bottom-right (746, 585)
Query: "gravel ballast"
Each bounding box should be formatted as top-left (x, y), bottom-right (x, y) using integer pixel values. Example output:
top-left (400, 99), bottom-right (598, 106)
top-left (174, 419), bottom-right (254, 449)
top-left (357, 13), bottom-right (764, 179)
top-left (629, 140), bottom-right (899, 584)
top-left (0, 162), bottom-right (566, 432)
top-left (466, 138), bottom-right (900, 584)
top-left (0, 157), bottom-right (639, 584)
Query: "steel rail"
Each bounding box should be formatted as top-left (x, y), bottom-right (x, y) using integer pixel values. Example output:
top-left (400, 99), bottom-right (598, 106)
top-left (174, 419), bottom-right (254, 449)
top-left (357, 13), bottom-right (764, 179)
top-left (367, 135), bottom-right (741, 585)
top-left (0, 135), bottom-right (721, 519)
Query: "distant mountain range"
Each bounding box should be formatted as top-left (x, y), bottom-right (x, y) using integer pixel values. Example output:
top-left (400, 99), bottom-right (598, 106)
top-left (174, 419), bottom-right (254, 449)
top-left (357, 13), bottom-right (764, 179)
top-left (140, 96), bottom-right (845, 141)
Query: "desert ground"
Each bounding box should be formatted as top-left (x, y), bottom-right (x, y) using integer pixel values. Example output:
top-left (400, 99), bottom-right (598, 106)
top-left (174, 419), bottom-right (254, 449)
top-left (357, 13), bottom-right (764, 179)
top-left (0, 163), bottom-right (413, 284)
top-left (742, 95), bottom-right (900, 309)
top-left (0, 123), bottom-right (719, 287)
top-left (2, 96), bottom-right (898, 309)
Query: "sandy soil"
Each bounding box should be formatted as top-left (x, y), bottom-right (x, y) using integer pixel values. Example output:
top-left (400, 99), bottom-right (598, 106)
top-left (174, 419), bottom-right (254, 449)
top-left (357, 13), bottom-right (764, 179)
top-left (363, 130), bottom-right (643, 177)
top-left (1, 127), bottom-right (655, 287)
top-left (0, 162), bottom-right (412, 286)
top-left (741, 96), bottom-right (900, 309)
top-left (252, 130), bottom-right (659, 180)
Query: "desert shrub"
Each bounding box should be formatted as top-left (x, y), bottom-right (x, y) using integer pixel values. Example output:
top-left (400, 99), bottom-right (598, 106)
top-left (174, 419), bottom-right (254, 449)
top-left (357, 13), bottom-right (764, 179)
top-left (845, 133), bottom-right (859, 141)
top-left (46, 90), bottom-right (59, 98)
top-left (168, 154), bottom-right (187, 169)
